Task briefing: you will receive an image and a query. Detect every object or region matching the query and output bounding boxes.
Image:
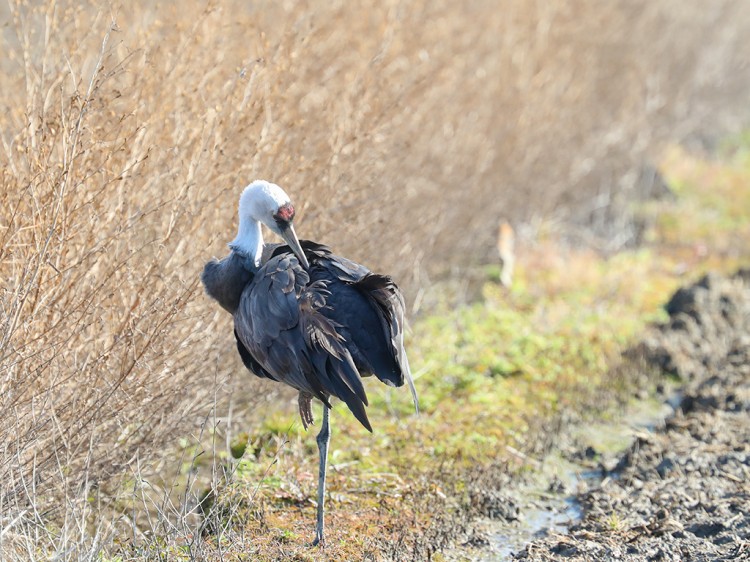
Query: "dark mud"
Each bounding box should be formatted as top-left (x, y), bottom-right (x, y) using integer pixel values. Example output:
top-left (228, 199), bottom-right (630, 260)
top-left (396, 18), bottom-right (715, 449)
top-left (514, 271), bottom-right (750, 561)
top-left (446, 387), bottom-right (676, 561)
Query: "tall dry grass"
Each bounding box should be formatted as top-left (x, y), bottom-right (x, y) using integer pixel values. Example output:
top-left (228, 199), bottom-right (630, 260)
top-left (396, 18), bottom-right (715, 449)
top-left (1, 0), bottom-right (749, 557)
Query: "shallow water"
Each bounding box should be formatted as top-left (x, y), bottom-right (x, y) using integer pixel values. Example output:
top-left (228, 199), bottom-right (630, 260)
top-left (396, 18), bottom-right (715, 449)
top-left (488, 460), bottom-right (597, 560)
top-left (454, 390), bottom-right (678, 561)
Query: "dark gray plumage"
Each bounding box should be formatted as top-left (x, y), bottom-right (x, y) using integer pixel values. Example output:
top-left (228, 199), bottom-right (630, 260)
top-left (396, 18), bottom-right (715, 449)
top-left (201, 180), bottom-right (417, 546)
top-left (232, 240), bottom-right (417, 431)
top-left (201, 252), bottom-right (253, 314)
top-left (201, 244), bottom-right (281, 314)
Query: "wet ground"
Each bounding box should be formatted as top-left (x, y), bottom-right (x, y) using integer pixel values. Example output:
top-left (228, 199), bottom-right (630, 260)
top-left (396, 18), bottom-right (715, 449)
top-left (450, 271), bottom-right (750, 561)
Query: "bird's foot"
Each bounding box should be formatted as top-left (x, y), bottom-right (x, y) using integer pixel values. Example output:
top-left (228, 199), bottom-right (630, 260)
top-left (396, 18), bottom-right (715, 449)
top-left (298, 391), bottom-right (315, 430)
top-left (312, 529), bottom-right (325, 547)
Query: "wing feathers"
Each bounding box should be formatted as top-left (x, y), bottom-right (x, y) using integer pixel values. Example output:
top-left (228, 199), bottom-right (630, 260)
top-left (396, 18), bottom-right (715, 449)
top-left (355, 273), bottom-right (420, 415)
top-left (235, 253), bottom-right (373, 431)
top-left (299, 282), bottom-right (371, 425)
top-left (231, 241), bottom-right (415, 431)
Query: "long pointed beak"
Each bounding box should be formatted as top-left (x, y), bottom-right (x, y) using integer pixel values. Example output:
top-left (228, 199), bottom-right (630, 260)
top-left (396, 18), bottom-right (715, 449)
top-left (280, 223), bottom-right (310, 270)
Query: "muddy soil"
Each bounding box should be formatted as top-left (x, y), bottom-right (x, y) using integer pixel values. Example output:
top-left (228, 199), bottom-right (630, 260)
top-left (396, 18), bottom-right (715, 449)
top-left (514, 271), bottom-right (750, 561)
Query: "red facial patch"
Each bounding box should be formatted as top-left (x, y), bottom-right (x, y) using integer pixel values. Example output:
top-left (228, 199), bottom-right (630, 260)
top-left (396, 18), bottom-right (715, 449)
top-left (275, 203), bottom-right (295, 222)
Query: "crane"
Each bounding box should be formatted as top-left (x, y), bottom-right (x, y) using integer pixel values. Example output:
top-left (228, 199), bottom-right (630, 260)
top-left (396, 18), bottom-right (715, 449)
top-left (202, 180), bottom-right (418, 545)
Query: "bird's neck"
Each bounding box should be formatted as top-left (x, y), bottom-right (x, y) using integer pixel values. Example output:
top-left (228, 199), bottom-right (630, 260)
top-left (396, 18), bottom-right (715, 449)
top-left (230, 216), bottom-right (263, 269)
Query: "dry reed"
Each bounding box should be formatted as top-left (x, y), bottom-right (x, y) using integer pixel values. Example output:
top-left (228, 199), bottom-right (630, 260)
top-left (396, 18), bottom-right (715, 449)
top-left (1, 0), bottom-right (748, 557)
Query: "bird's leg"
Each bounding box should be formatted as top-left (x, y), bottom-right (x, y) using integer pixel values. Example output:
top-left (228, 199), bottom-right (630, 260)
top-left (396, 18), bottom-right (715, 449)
top-left (298, 391), bottom-right (314, 430)
top-left (313, 404), bottom-right (331, 547)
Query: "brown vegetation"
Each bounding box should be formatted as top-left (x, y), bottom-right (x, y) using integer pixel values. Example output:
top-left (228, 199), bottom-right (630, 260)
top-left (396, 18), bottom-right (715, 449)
top-left (1, 0), bottom-right (748, 557)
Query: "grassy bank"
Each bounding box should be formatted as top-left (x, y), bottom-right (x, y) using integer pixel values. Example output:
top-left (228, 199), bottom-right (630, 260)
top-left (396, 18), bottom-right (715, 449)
top-left (2, 1), bottom-right (750, 560)
top-left (108, 140), bottom-right (750, 561)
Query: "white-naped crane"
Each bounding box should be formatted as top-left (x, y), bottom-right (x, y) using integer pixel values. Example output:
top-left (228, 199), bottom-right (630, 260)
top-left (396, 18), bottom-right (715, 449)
top-left (201, 180), bottom-right (418, 545)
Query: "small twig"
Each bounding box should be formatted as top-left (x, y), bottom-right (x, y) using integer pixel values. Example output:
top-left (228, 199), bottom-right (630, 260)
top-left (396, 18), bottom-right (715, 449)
top-left (505, 445), bottom-right (542, 468)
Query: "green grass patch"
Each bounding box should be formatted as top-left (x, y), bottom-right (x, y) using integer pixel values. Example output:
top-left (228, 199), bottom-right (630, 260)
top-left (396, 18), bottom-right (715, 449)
top-left (117, 136), bottom-right (750, 560)
top-left (220, 138), bottom-right (750, 557)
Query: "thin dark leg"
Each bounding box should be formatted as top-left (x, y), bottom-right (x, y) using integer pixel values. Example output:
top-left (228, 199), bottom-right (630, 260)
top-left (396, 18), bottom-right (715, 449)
top-left (313, 404), bottom-right (331, 546)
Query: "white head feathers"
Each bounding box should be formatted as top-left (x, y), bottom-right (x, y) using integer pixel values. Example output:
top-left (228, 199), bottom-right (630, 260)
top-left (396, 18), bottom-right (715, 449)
top-left (237, 180), bottom-right (292, 231)
top-left (230, 180), bottom-right (305, 269)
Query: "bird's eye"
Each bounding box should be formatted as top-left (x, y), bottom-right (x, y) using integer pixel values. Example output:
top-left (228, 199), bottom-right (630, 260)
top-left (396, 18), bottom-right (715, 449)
top-left (273, 202), bottom-right (295, 226)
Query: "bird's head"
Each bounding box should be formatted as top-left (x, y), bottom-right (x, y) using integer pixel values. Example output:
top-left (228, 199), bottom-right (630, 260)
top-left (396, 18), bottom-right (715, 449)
top-left (238, 180), bottom-right (310, 269)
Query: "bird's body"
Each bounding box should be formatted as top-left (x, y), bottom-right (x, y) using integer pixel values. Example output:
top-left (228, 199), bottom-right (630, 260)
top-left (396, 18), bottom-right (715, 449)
top-left (201, 181), bottom-right (417, 545)
top-left (231, 240), bottom-right (413, 431)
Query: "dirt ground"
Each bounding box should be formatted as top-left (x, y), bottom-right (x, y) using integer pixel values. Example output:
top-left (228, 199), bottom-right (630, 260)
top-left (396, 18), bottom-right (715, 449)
top-left (514, 270), bottom-right (750, 561)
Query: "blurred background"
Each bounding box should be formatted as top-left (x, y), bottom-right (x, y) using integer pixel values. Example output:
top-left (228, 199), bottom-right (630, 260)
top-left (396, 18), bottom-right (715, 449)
top-left (1, 0), bottom-right (749, 558)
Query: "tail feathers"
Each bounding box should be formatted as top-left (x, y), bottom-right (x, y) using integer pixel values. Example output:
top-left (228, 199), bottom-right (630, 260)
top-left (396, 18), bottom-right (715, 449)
top-left (339, 384), bottom-right (373, 432)
top-left (401, 351), bottom-right (420, 416)
top-left (307, 353), bottom-right (372, 432)
top-left (323, 352), bottom-right (372, 431)
top-left (356, 272), bottom-right (419, 415)
top-left (300, 283), bottom-right (372, 431)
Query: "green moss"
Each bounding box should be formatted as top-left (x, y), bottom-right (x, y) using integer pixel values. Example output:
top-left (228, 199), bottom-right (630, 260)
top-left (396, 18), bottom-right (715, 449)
top-left (119, 135), bottom-right (750, 559)
top-left (230, 432), bottom-right (250, 459)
